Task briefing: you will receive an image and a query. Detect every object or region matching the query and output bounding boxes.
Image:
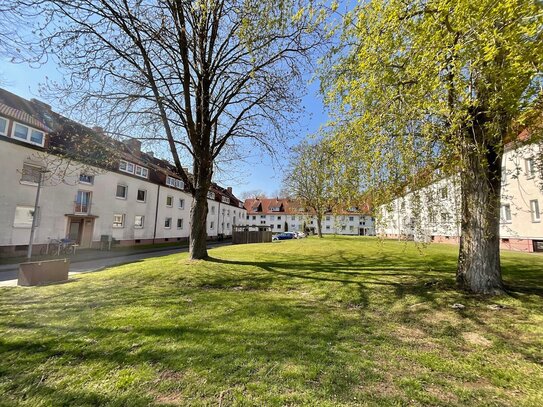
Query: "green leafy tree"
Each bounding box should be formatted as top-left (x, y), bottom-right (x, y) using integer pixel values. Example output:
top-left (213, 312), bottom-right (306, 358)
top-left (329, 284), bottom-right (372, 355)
top-left (284, 140), bottom-right (337, 237)
top-left (322, 0), bottom-right (543, 294)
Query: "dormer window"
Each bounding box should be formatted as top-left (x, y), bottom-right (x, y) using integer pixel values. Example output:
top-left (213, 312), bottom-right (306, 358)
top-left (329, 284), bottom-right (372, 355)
top-left (238, 202), bottom-right (244, 208)
top-left (221, 196), bottom-right (230, 204)
top-left (270, 206), bottom-right (281, 212)
top-left (11, 121), bottom-right (45, 147)
top-left (135, 165), bottom-right (149, 178)
top-left (207, 191), bottom-right (216, 200)
top-left (166, 176), bottom-right (184, 189)
top-left (0, 117), bottom-right (7, 136)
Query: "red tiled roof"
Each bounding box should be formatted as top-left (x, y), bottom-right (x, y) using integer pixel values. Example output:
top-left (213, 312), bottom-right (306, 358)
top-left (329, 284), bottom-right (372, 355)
top-left (0, 102), bottom-right (50, 132)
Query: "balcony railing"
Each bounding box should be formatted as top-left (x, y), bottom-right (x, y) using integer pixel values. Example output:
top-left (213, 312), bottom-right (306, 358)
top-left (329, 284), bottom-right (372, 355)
top-left (74, 202), bottom-right (91, 214)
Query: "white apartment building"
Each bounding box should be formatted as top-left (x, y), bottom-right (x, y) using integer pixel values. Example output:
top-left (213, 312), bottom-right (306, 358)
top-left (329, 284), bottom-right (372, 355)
top-left (244, 198), bottom-right (375, 236)
top-left (0, 88), bottom-right (246, 256)
top-left (378, 142), bottom-right (543, 252)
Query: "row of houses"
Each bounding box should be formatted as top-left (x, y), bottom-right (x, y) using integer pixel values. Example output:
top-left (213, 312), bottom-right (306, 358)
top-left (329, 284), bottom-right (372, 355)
top-left (377, 142), bottom-right (543, 252)
top-left (243, 198), bottom-right (375, 236)
top-left (0, 88), bottom-right (247, 256)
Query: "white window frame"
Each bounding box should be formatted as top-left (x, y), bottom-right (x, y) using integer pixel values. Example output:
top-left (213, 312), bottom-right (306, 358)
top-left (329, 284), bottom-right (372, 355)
top-left (166, 195), bottom-right (173, 207)
top-left (20, 163), bottom-right (42, 185)
top-left (135, 165), bottom-right (149, 179)
top-left (526, 158), bottom-right (535, 178)
top-left (75, 190), bottom-right (92, 214)
top-left (79, 174), bottom-right (94, 185)
top-left (500, 204), bottom-right (512, 223)
top-left (13, 205), bottom-right (39, 228)
top-left (222, 196), bottom-right (230, 204)
top-left (164, 217), bottom-right (172, 229)
top-left (210, 221), bottom-right (215, 229)
top-left (119, 160), bottom-right (135, 174)
top-left (137, 189), bottom-right (147, 203)
top-left (177, 218), bottom-right (183, 229)
top-left (530, 200), bottom-right (540, 222)
top-left (116, 184), bottom-right (128, 199)
top-left (207, 191), bottom-right (216, 199)
top-left (210, 206), bottom-right (215, 215)
top-left (113, 214), bottom-right (125, 228)
top-left (11, 121), bottom-right (45, 147)
top-left (0, 116), bottom-right (8, 136)
top-left (179, 198), bottom-right (185, 209)
top-left (0, 116), bottom-right (9, 137)
top-left (134, 215), bottom-right (145, 228)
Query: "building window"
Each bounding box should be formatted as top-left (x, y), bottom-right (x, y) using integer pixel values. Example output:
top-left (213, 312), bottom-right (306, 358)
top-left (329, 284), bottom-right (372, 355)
top-left (113, 214), bottom-right (125, 228)
top-left (530, 200), bottom-right (540, 222)
top-left (227, 223), bottom-right (230, 229)
top-left (270, 215), bottom-right (275, 221)
top-left (277, 224), bottom-right (281, 229)
top-left (0, 116), bottom-right (7, 136)
top-left (179, 198), bottom-right (185, 209)
top-left (221, 196), bottom-right (230, 204)
top-left (207, 191), bottom-right (215, 199)
top-left (440, 187), bottom-right (448, 199)
top-left (135, 165), bottom-right (149, 178)
top-left (326, 225), bottom-right (330, 230)
top-left (210, 206), bottom-right (215, 215)
top-left (166, 195), bottom-right (173, 207)
top-left (277, 216), bottom-right (281, 220)
top-left (291, 216), bottom-right (296, 221)
top-left (526, 158), bottom-right (536, 178)
top-left (20, 163), bottom-right (42, 184)
top-left (75, 191), bottom-right (91, 214)
top-left (165, 217), bottom-right (172, 228)
top-left (252, 215), bottom-right (256, 220)
top-left (12, 122), bottom-right (45, 146)
top-left (137, 189), bottom-right (147, 202)
top-left (210, 221), bottom-right (214, 229)
top-left (326, 216), bottom-right (330, 221)
top-left (135, 215), bottom-right (145, 228)
top-left (116, 184), bottom-right (127, 199)
top-left (79, 174), bottom-right (94, 184)
top-left (500, 204), bottom-right (512, 223)
top-left (260, 215), bottom-right (266, 219)
top-left (119, 160), bottom-right (136, 174)
top-left (166, 176), bottom-right (184, 189)
top-left (349, 216), bottom-right (354, 221)
top-left (177, 218), bottom-right (183, 229)
top-left (13, 205), bottom-right (38, 228)
top-left (441, 212), bottom-right (450, 223)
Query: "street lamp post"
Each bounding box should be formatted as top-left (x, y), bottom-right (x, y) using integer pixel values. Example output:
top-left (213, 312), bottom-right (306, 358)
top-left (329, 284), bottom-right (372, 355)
top-left (27, 170), bottom-right (48, 260)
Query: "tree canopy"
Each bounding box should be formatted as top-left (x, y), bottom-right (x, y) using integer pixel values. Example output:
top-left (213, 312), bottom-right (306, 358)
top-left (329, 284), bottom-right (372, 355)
top-left (321, 0), bottom-right (543, 294)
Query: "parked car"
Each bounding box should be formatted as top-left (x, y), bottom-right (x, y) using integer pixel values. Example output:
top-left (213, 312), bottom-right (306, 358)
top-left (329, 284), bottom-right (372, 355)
top-left (272, 232), bottom-right (295, 241)
top-left (295, 231), bottom-right (306, 238)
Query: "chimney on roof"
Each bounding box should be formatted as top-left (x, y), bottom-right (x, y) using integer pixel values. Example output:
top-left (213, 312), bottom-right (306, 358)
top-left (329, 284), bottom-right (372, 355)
top-left (182, 167), bottom-right (189, 175)
top-left (123, 138), bottom-right (141, 154)
top-left (30, 98), bottom-right (51, 111)
top-left (227, 187), bottom-right (232, 194)
top-left (146, 151), bottom-right (154, 158)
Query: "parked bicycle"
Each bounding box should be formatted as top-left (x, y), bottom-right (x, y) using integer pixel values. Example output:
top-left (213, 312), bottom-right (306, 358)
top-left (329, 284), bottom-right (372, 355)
top-left (40, 238), bottom-right (77, 256)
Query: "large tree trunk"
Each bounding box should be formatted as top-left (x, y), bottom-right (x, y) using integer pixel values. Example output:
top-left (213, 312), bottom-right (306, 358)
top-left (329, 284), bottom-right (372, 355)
top-left (316, 216), bottom-right (323, 238)
top-left (456, 124), bottom-right (504, 295)
top-left (189, 162), bottom-right (212, 260)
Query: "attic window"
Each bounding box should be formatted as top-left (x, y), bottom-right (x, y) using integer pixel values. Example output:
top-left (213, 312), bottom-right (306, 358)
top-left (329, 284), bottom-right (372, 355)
top-left (207, 191), bottom-right (216, 200)
top-left (166, 176), bottom-right (184, 189)
top-left (238, 202), bottom-right (244, 208)
top-left (270, 206), bottom-right (281, 212)
top-left (221, 196), bottom-right (230, 204)
top-left (11, 121), bottom-right (45, 147)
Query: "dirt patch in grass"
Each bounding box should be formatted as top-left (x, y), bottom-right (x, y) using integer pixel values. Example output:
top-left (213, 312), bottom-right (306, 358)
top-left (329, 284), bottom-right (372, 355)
top-left (462, 332), bottom-right (492, 347)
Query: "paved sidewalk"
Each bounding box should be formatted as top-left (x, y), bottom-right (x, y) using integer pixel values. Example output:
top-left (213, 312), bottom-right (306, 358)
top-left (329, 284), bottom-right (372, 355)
top-left (0, 242), bottom-right (228, 287)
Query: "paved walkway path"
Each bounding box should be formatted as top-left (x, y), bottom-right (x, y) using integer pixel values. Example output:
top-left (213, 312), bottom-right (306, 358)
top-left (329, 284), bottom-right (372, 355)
top-left (0, 242), bottom-right (228, 287)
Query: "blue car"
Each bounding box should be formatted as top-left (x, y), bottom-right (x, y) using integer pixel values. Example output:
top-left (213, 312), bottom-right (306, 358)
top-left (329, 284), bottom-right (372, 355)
top-left (272, 232), bottom-right (295, 241)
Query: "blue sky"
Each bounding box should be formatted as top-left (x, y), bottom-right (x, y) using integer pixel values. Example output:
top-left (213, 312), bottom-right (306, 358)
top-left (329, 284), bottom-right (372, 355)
top-left (0, 58), bottom-right (329, 199)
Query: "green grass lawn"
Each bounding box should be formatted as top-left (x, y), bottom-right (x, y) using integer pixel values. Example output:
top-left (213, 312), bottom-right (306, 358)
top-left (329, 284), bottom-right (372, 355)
top-left (1, 237), bottom-right (542, 406)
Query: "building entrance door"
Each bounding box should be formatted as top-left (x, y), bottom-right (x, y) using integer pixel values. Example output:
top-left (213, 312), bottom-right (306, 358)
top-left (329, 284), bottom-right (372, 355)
top-left (68, 220), bottom-right (82, 242)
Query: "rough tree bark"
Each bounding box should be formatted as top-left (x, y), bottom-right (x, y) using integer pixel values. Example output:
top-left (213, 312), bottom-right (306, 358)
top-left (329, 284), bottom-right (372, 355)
top-left (456, 114), bottom-right (505, 294)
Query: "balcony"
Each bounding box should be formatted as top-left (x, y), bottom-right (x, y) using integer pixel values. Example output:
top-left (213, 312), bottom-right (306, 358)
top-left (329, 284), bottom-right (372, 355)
top-left (74, 201), bottom-right (91, 215)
